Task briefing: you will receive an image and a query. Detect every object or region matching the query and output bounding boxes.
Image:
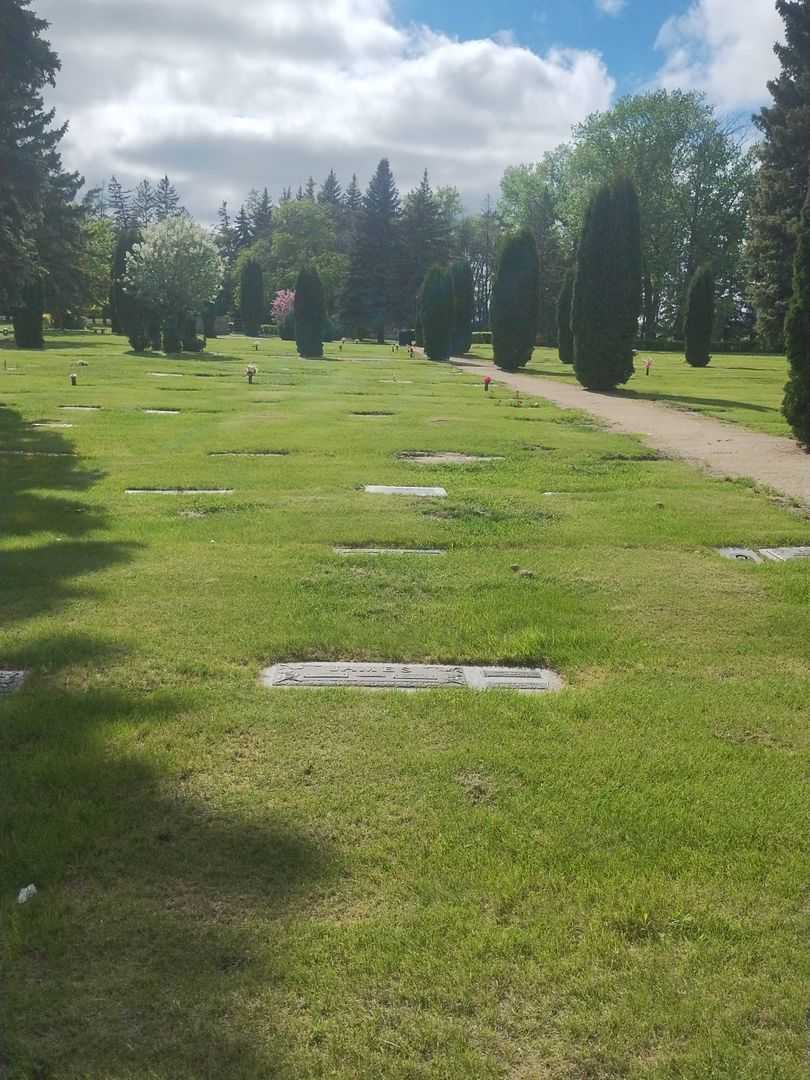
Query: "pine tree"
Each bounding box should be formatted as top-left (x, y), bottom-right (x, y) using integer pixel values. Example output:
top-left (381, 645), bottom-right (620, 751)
top-left (420, 266), bottom-right (454, 361)
top-left (234, 205), bottom-right (253, 251)
top-left (13, 279), bottom-right (44, 347)
top-left (491, 228), bottom-right (540, 371)
top-left (344, 174), bottom-right (362, 213)
top-left (339, 159), bottom-right (402, 341)
top-left (296, 185), bottom-right (305, 201)
top-left (294, 266), bottom-right (325, 358)
top-left (304, 177), bottom-right (316, 201)
top-left (749, 0), bottom-right (810, 349)
top-left (449, 259), bottom-right (474, 355)
top-left (783, 186), bottom-right (810, 446)
top-left (400, 171), bottom-right (449, 324)
top-left (279, 187), bottom-right (292, 204)
top-left (249, 187), bottom-right (273, 240)
top-left (557, 267), bottom-right (575, 364)
top-left (132, 179), bottom-right (156, 227)
top-left (215, 202), bottom-right (235, 263)
top-left (154, 175), bottom-right (181, 220)
top-left (684, 265), bottom-right (714, 368)
top-left (572, 176), bottom-right (642, 391)
top-left (318, 169), bottom-right (342, 206)
top-left (240, 258), bottom-right (264, 336)
top-left (107, 176), bottom-right (132, 231)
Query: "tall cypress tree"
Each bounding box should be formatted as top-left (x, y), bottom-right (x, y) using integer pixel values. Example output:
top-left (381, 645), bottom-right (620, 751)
top-left (557, 267), bottom-right (575, 364)
top-left (240, 258), bottom-right (264, 336)
top-left (339, 159), bottom-right (402, 342)
top-left (572, 176), bottom-right (642, 391)
top-left (449, 259), bottom-right (474, 355)
top-left (420, 266), bottom-right (454, 361)
top-left (684, 265), bottom-right (714, 368)
top-left (783, 186), bottom-right (810, 447)
top-left (294, 266), bottom-right (325, 358)
top-left (491, 228), bottom-right (540, 372)
top-left (749, 0), bottom-right (810, 350)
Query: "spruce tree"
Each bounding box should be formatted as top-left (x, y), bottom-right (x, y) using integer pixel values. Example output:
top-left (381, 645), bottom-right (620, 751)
top-left (12, 279), bottom-right (44, 347)
top-left (344, 174), bottom-right (362, 213)
top-left (749, 0), bottom-right (810, 349)
top-left (684, 265), bottom-right (714, 368)
top-left (420, 266), bottom-right (454, 361)
top-left (107, 176), bottom-right (131, 232)
top-left (249, 188), bottom-right (273, 240)
top-left (339, 159), bottom-right (403, 341)
top-left (572, 176), bottom-right (642, 391)
top-left (154, 175), bottom-right (182, 220)
top-left (304, 177), bottom-right (316, 201)
top-left (234, 205), bottom-right (253, 251)
top-left (240, 258), bottom-right (264, 336)
top-left (491, 228), bottom-right (540, 371)
top-left (449, 259), bottom-right (474, 355)
top-left (783, 186), bottom-right (810, 447)
top-left (132, 179), bottom-right (156, 227)
top-left (557, 268), bottom-right (575, 364)
top-left (318, 170), bottom-right (342, 206)
top-left (400, 171), bottom-right (449, 325)
top-left (294, 266), bottom-right (325, 358)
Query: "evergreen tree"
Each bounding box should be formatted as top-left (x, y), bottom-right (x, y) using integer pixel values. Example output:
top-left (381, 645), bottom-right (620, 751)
top-left (296, 185), bottom-right (305, 201)
top-left (344, 174), bottom-right (362, 213)
top-left (749, 0), bottom-right (810, 349)
top-left (240, 258), bottom-right (264, 336)
top-left (557, 267), bottom-right (575, 364)
top-left (339, 159), bottom-right (402, 341)
top-left (12, 279), bottom-right (44, 347)
top-left (318, 169), bottom-right (342, 206)
top-left (215, 202), bottom-right (236, 263)
top-left (684, 265), bottom-right (714, 368)
top-left (132, 179), bottom-right (156, 227)
top-left (304, 176), bottom-right (316, 201)
top-left (110, 226), bottom-right (140, 334)
top-left (294, 265), bottom-right (325, 358)
top-left (783, 186), bottom-right (810, 446)
top-left (107, 176), bottom-right (131, 231)
top-left (279, 187), bottom-right (292, 204)
top-left (234, 205), bottom-right (253, 250)
top-left (154, 175), bottom-right (182, 220)
top-left (449, 258), bottom-right (474, 355)
top-left (420, 266), bottom-right (454, 361)
top-left (249, 187), bottom-right (273, 240)
top-left (400, 171), bottom-right (448, 324)
top-left (572, 176), bottom-right (642, 391)
top-left (491, 228), bottom-right (540, 371)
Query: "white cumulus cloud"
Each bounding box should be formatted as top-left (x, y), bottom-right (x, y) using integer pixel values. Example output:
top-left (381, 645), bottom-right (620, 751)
top-left (596, 0), bottom-right (627, 16)
top-left (33, 0), bottom-right (615, 218)
top-left (655, 0), bottom-right (784, 110)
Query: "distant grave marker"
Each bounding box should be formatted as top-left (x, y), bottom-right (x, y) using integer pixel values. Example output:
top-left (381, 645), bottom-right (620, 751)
top-left (33, 422), bottom-right (73, 429)
top-left (718, 546), bottom-right (810, 563)
top-left (364, 485), bottom-right (447, 498)
top-left (398, 452), bottom-right (503, 465)
top-left (60, 405), bottom-right (100, 411)
top-left (209, 450), bottom-right (288, 457)
top-left (143, 409), bottom-right (180, 415)
top-left (125, 488), bottom-right (234, 495)
top-left (334, 546), bottom-right (445, 556)
top-left (0, 670), bottom-right (27, 695)
top-left (260, 661), bottom-right (562, 693)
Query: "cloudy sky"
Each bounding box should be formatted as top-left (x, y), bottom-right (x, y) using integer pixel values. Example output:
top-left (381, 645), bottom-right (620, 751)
top-left (35, 0), bottom-right (784, 220)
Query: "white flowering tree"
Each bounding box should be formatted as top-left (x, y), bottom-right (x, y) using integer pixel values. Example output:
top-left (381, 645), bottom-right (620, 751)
top-left (125, 217), bottom-right (223, 352)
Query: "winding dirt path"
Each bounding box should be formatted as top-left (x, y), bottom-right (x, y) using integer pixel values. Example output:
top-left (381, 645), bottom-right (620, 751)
top-left (452, 358), bottom-right (810, 505)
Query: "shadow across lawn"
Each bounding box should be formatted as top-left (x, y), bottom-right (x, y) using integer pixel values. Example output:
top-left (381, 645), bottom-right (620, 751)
top-left (616, 389), bottom-right (779, 415)
top-left (0, 628), bottom-right (339, 1077)
top-left (0, 406), bottom-right (138, 627)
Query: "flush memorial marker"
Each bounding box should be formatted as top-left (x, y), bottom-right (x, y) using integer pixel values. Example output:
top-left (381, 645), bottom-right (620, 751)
top-left (364, 485), bottom-right (447, 498)
top-left (260, 662), bottom-right (562, 693)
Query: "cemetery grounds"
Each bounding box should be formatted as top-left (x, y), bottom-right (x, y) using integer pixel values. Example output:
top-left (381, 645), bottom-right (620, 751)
top-left (1, 332), bottom-right (808, 1078)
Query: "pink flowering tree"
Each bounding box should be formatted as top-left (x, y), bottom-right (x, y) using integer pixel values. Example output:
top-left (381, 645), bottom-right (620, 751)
top-left (271, 289), bottom-right (295, 322)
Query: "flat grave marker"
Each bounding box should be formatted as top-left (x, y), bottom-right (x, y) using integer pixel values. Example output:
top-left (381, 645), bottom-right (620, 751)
top-left (125, 488), bottom-right (234, 495)
top-left (398, 452), bottom-right (504, 465)
top-left (260, 661), bottom-right (562, 693)
top-left (0, 670), bottom-right (28, 695)
top-left (334, 546), bottom-right (445, 556)
top-left (718, 546), bottom-right (810, 563)
top-left (143, 409), bottom-right (180, 415)
top-left (364, 485), bottom-right (448, 498)
top-left (33, 422), bottom-right (73, 429)
top-left (60, 405), bottom-right (100, 411)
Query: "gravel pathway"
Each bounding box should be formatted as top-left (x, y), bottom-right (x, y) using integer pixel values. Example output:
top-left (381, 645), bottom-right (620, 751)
top-left (453, 358), bottom-right (810, 505)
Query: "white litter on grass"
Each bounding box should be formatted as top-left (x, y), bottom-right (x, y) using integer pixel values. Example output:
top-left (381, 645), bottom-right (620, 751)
top-left (125, 488), bottom-right (234, 495)
top-left (17, 884), bottom-right (37, 904)
top-left (260, 661), bottom-right (563, 693)
top-left (334, 546), bottom-right (445, 556)
top-left (364, 485), bottom-right (447, 498)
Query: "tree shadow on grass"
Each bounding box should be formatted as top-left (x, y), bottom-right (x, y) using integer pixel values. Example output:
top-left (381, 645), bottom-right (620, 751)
top-left (616, 389), bottom-right (779, 414)
top-left (0, 406), bottom-right (138, 627)
top-left (1, 636), bottom-right (339, 1078)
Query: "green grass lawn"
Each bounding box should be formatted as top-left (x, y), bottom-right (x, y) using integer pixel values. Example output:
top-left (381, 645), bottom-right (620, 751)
top-left (2, 332), bottom-right (809, 1078)
top-left (469, 345), bottom-right (792, 438)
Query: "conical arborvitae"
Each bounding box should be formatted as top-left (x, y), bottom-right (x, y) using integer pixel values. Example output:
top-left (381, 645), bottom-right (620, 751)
top-left (491, 227), bottom-right (539, 371)
top-left (111, 227), bottom-right (141, 335)
top-left (240, 259), bottom-right (264, 337)
top-left (420, 266), bottom-right (454, 361)
top-left (783, 186), bottom-right (810, 448)
top-left (13, 280), bottom-right (45, 348)
top-left (557, 267), bottom-right (575, 364)
top-left (449, 259), bottom-right (474, 356)
top-left (572, 176), bottom-right (641, 390)
top-left (294, 266), bottom-right (325, 358)
top-left (684, 265), bottom-right (714, 368)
